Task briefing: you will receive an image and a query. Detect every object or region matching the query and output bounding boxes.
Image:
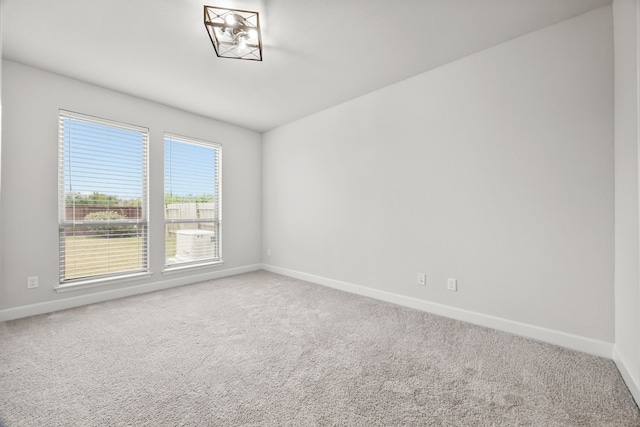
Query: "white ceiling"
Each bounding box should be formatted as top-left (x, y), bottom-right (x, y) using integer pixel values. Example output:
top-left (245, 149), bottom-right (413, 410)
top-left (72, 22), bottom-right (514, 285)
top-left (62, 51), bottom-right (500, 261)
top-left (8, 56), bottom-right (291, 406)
top-left (2, 0), bottom-right (611, 132)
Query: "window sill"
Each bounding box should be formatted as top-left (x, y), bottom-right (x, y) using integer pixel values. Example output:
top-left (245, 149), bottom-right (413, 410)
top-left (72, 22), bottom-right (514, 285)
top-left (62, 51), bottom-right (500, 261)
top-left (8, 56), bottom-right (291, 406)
top-left (55, 272), bottom-right (152, 293)
top-left (162, 260), bottom-right (225, 275)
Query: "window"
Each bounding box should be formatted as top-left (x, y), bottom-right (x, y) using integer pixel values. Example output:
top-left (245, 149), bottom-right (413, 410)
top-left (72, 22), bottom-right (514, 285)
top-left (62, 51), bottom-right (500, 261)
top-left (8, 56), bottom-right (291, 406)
top-left (164, 133), bottom-right (222, 268)
top-left (58, 111), bottom-right (149, 285)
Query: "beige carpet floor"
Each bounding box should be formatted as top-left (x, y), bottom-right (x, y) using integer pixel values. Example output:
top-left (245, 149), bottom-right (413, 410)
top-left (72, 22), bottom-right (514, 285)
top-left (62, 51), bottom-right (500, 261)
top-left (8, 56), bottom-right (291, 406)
top-left (0, 270), bottom-right (638, 426)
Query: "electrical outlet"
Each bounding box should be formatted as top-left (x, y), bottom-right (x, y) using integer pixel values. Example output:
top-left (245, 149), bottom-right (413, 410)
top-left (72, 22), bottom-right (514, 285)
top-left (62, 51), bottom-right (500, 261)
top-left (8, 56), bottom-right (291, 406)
top-left (27, 276), bottom-right (39, 289)
top-left (417, 273), bottom-right (426, 286)
top-left (447, 278), bottom-right (457, 292)
top-left (267, 248), bottom-right (271, 257)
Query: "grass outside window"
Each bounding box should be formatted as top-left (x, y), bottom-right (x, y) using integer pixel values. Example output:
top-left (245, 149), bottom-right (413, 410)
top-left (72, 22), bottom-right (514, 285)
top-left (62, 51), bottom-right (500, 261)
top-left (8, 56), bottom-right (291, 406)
top-left (63, 235), bottom-right (144, 281)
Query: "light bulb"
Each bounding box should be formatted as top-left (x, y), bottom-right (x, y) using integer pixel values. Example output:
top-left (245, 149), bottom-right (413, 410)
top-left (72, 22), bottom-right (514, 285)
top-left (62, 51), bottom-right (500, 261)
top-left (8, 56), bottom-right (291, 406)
top-left (225, 14), bottom-right (238, 26)
top-left (237, 36), bottom-right (247, 53)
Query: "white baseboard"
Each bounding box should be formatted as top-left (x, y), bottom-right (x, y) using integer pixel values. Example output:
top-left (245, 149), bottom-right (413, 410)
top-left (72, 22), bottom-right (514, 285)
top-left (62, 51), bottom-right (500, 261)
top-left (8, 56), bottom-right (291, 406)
top-left (1, 262), bottom-right (615, 361)
top-left (262, 264), bottom-right (614, 359)
top-left (613, 347), bottom-right (640, 405)
top-left (0, 264), bottom-right (263, 322)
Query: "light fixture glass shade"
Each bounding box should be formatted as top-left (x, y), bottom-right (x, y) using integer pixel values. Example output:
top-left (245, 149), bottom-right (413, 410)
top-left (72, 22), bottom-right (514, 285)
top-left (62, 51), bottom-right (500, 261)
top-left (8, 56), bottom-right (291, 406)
top-left (204, 6), bottom-right (262, 61)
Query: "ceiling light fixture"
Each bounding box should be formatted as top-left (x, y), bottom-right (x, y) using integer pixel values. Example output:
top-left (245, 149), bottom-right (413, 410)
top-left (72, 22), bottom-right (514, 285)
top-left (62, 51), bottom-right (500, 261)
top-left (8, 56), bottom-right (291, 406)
top-left (204, 5), bottom-right (262, 61)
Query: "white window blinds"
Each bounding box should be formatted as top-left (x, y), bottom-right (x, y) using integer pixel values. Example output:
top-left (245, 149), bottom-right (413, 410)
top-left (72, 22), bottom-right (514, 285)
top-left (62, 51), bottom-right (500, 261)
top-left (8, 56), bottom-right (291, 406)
top-left (58, 111), bottom-right (149, 284)
top-left (164, 133), bottom-right (222, 268)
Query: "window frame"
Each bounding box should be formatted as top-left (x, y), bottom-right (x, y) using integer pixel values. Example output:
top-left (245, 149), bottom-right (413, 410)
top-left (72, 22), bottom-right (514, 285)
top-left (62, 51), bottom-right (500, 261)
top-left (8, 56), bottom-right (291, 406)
top-left (57, 110), bottom-right (150, 289)
top-left (163, 132), bottom-right (223, 271)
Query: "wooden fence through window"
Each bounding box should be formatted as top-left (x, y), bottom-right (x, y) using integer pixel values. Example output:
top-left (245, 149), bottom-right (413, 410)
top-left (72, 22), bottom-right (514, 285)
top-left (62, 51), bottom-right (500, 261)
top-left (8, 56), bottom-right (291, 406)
top-left (165, 203), bottom-right (216, 233)
top-left (66, 203), bottom-right (217, 233)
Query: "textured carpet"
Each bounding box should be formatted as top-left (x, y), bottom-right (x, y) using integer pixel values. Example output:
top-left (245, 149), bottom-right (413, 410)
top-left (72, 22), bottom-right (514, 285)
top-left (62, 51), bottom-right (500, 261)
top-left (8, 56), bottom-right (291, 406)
top-left (0, 270), bottom-right (638, 426)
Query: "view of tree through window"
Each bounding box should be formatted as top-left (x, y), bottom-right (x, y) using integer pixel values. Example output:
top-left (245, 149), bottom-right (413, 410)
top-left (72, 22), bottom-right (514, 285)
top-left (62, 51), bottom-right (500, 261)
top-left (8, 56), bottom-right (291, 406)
top-left (59, 111), bottom-right (149, 283)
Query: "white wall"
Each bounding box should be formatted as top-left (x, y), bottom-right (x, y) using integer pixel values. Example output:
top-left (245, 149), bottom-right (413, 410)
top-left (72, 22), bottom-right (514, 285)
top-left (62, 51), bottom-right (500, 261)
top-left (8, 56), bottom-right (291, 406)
top-left (613, 0), bottom-right (640, 403)
top-left (0, 4), bottom-right (3, 313)
top-left (263, 8), bottom-right (614, 344)
top-left (0, 60), bottom-right (262, 314)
